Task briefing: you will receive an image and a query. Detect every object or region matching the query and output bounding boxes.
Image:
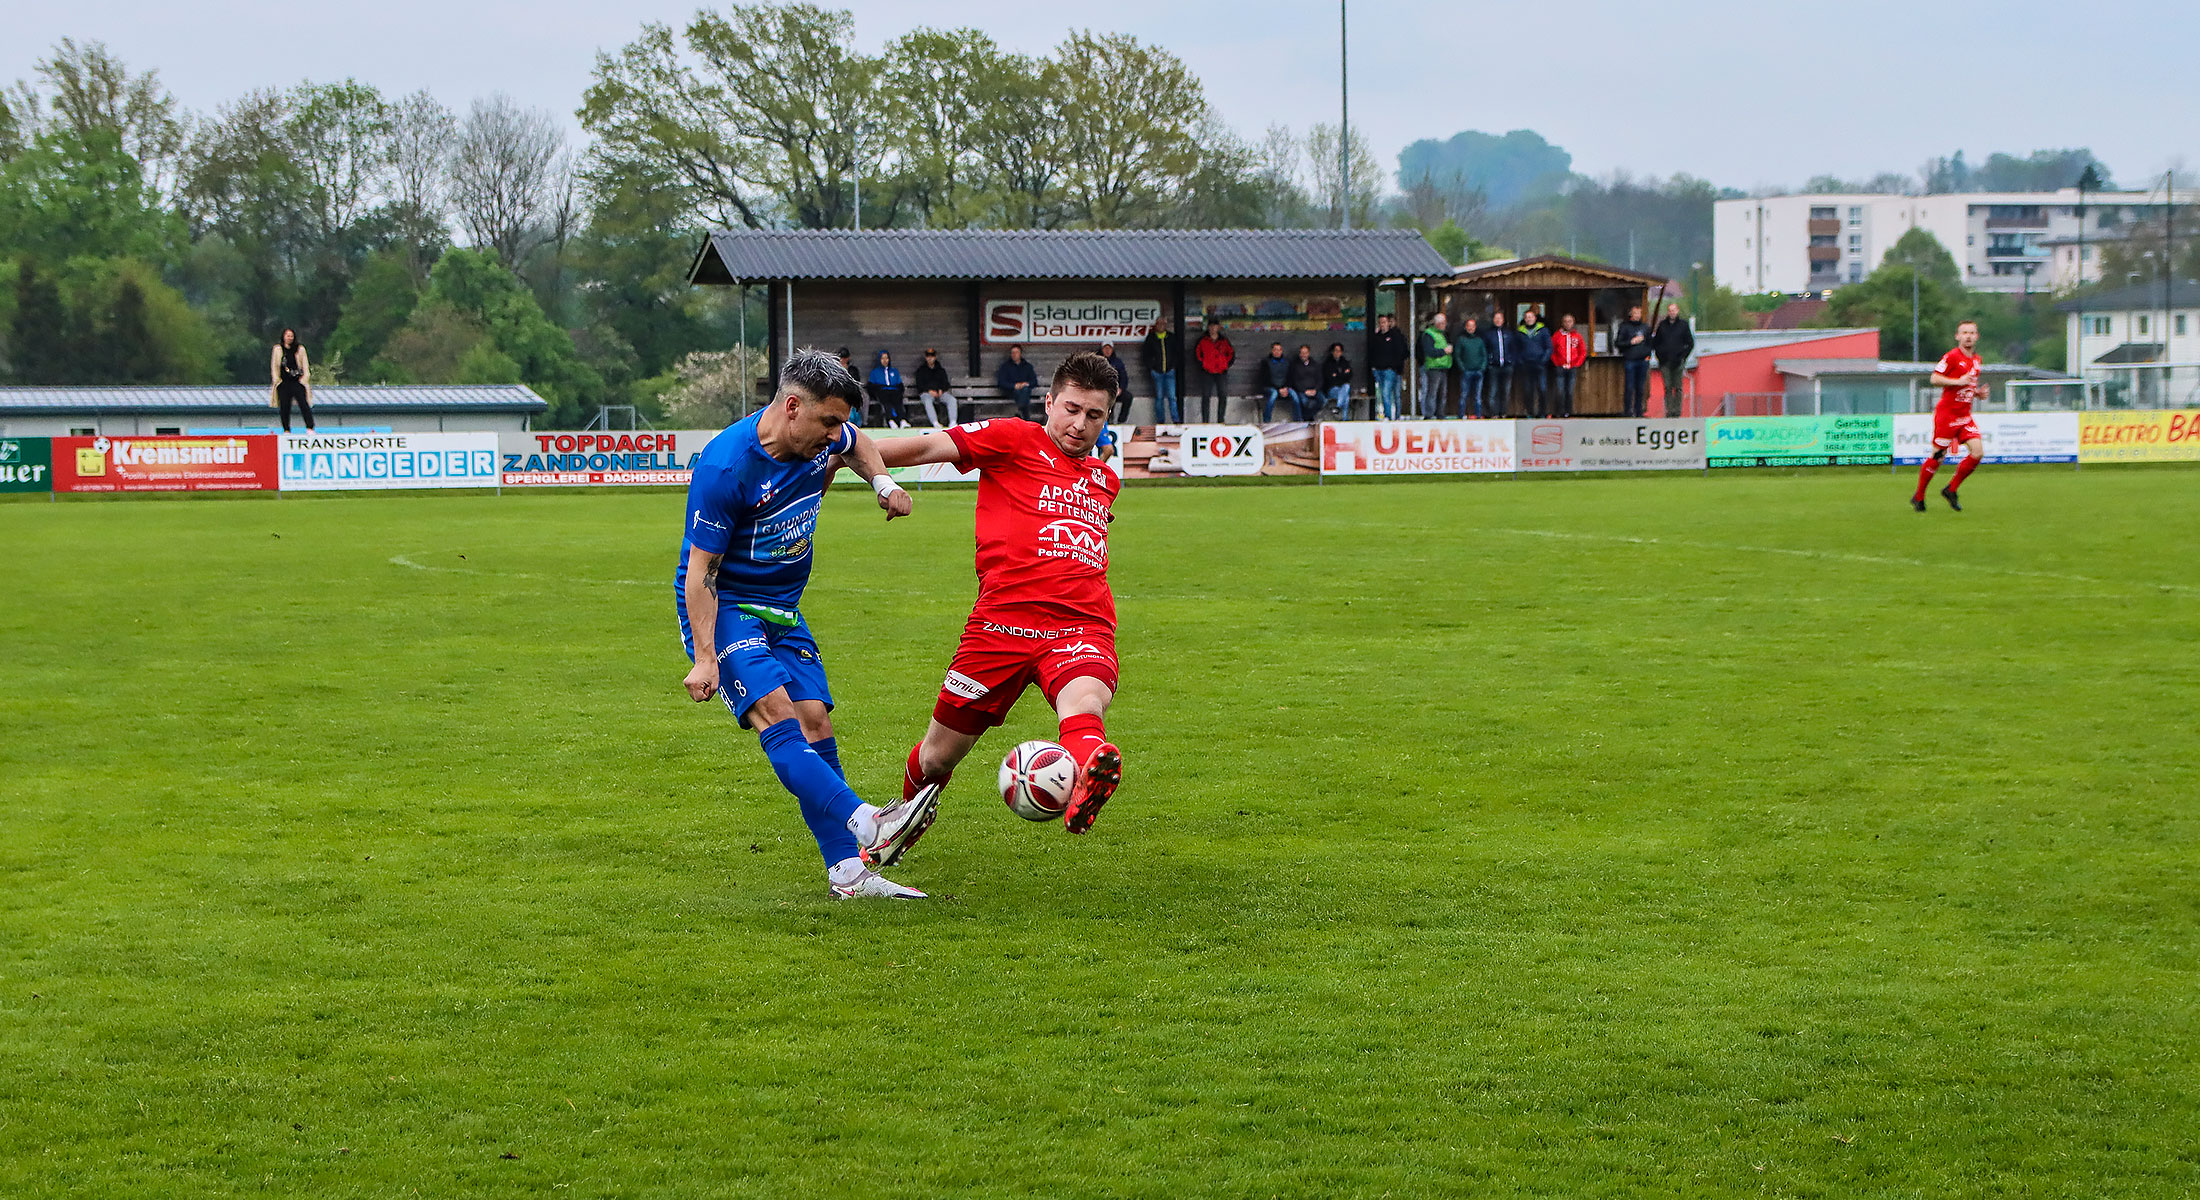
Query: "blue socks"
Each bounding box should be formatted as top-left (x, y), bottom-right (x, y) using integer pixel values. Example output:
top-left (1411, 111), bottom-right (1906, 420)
top-left (810, 736), bottom-right (845, 780)
top-left (757, 719), bottom-right (862, 865)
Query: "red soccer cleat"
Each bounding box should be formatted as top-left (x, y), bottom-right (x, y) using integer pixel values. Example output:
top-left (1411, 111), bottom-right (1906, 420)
top-left (1063, 743), bottom-right (1121, 835)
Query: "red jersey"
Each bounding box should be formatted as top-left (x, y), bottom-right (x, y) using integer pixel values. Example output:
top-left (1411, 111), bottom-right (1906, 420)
top-left (1936, 347), bottom-right (1981, 416)
top-left (945, 419), bottom-right (1119, 628)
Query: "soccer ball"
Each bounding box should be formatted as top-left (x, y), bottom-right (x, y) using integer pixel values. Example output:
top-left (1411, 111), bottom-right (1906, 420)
top-left (998, 740), bottom-right (1077, 821)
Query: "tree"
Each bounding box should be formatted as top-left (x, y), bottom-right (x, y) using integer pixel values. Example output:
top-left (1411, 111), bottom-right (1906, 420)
top-left (287, 81), bottom-right (392, 246)
top-left (878, 28), bottom-right (998, 228)
top-left (448, 93), bottom-right (564, 268)
top-left (415, 248), bottom-right (603, 425)
top-left (106, 274), bottom-right (157, 381)
top-left (1051, 32), bottom-right (1204, 228)
top-left (27, 39), bottom-right (189, 202)
top-left (964, 54), bottom-right (1068, 228)
top-left (1305, 122), bottom-right (1380, 230)
top-left (180, 89), bottom-right (320, 339)
top-left (330, 249), bottom-right (421, 372)
top-left (1823, 228), bottom-right (1964, 360)
top-left (0, 128), bottom-right (183, 266)
top-left (385, 90), bottom-right (455, 282)
top-left (7, 257), bottom-right (70, 382)
top-left (1395, 129), bottom-right (1571, 211)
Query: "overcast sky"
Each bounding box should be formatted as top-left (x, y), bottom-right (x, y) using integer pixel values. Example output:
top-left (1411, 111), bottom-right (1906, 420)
top-left (8, 0), bottom-right (2194, 194)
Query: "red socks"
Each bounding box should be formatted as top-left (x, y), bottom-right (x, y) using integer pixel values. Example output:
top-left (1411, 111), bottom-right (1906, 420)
top-left (1058, 713), bottom-right (1107, 767)
top-left (1948, 455), bottom-right (1980, 491)
top-left (1913, 457), bottom-right (1941, 502)
top-left (902, 742), bottom-right (950, 802)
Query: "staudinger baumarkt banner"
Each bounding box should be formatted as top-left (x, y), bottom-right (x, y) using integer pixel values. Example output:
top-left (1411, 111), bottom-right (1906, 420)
top-left (281, 432), bottom-right (499, 490)
top-left (1319, 421), bottom-right (1516, 475)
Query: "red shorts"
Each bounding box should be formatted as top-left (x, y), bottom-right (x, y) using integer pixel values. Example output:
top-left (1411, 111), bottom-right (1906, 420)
top-left (932, 612), bottom-right (1119, 734)
top-left (1933, 405), bottom-right (1981, 449)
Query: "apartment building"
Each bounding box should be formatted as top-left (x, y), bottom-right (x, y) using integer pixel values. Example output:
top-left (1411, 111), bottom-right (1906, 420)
top-left (1714, 188), bottom-right (2191, 296)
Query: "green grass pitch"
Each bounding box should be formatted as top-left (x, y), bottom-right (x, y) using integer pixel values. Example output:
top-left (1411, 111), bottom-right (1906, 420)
top-left (3, 467), bottom-right (2196, 1197)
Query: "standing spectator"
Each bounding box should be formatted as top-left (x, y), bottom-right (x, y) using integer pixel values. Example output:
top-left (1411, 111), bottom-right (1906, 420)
top-left (1285, 344), bottom-right (1322, 421)
top-left (1652, 301), bottom-right (1695, 417)
top-left (1416, 313), bottom-right (1453, 419)
top-left (1367, 312), bottom-right (1407, 419)
top-left (1258, 342), bottom-right (1293, 421)
top-left (1099, 342), bottom-right (1133, 423)
top-left (912, 347), bottom-right (956, 427)
top-left (1481, 309), bottom-right (1516, 419)
top-left (866, 350), bottom-right (906, 427)
top-left (1320, 342), bottom-right (1354, 419)
top-left (1516, 308), bottom-right (1552, 419)
top-left (837, 346), bottom-right (863, 424)
top-left (1141, 317), bottom-right (1179, 424)
top-left (1451, 316), bottom-right (1487, 419)
top-left (1549, 313), bottom-right (1587, 418)
top-left (1193, 323), bottom-right (1236, 422)
top-left (1617, 305), bottom-right (1653, 418)
top-left (269, 328), bottom-right (314, 432)
top-left (996, 344), bottom-right (1040, 420)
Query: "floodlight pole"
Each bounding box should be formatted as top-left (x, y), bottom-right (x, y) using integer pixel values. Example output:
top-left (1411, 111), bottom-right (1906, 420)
top-left (1338, 0), bottom-right (1350, 232)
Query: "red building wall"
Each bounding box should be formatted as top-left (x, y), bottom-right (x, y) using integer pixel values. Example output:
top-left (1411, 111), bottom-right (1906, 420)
top-left (1657, 330), bottom-right (1881, 417)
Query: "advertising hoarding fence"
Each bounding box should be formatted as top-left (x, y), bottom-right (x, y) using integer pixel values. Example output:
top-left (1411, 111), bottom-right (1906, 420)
top-left (280, 433), bottom-right (500, 491)
top-left (1891, 414), bottom-right (2079, 466)
top-left (1705, 416), bottom-right (1893, 467)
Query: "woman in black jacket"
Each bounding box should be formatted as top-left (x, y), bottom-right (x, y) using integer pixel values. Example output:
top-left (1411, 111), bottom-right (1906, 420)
top-left (1320, 342), bottom-right (1353, 420)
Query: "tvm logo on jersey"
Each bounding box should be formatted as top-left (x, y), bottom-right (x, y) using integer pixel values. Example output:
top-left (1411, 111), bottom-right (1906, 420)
top-left (1036, 519), bottom-right (1108, 569)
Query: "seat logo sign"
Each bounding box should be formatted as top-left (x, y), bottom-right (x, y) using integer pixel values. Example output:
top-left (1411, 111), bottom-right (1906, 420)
top-left (985, 299), bottom-right (1161, 343)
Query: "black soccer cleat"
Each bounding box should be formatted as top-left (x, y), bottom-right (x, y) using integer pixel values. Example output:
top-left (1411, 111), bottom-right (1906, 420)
top-left (1911, 497), bottom-right (1928, 513)
top-left (1941, 486), bottom-right (1962, 512)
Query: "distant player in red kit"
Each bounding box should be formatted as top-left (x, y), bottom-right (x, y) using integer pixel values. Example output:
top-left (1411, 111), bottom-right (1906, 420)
top-left (864, 351), bottom-right (1125, 861)
top-left (1913, 319), bottom-right (1986, 512)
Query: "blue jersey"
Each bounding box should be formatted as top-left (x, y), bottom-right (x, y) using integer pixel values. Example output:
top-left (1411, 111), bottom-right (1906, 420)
top-left (676, 412), bottom-right (857, 617)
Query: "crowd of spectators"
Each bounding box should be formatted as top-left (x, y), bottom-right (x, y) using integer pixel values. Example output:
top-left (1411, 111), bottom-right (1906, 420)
top-left (827, 303), bottom-right (1692, 428)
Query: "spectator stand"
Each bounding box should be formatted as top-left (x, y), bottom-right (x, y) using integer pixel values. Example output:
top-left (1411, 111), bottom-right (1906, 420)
top-left (1426, 256), bottom-right (1668, 416)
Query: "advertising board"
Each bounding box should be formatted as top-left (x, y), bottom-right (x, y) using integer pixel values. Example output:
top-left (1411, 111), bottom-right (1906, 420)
top-left (497, 430), bottom-right (718, 486)
top-left (2077, 410), bottom-right (2200, 463)
top-left (1515, 419), bottom-right (1706, 471)
top-left (1319, 421), bottom-right (1515, 475)
top-left (0, 437), bottom-right (52, 493)
top-left (280, 432), bottom-right (499, 490)
top-left (52, 435), bottom-right (278, 493)
top-left (983, 299), bottom-right (1161, 344)
top-left (1891, 413), bottom-right (2080, 464)
top-left (1706, 416), bottom-right (1892, 467)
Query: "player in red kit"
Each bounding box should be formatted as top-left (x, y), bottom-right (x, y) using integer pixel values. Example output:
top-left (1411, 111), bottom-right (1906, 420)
top-left (1913, 319), bottom-right (1986, 512)
top-left (864, 351), bottom-right (1126, 860)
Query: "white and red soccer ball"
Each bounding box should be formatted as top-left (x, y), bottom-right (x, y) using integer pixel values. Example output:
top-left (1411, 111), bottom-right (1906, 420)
top-left (998, 740), bottom-right (1076, 821)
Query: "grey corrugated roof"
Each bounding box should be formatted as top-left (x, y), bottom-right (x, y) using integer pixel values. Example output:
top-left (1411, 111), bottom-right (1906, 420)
top-left (0, 384), bottom-right (547, 414)
top-left (689, 229), bottom-right (1453, 283)
top-left (2053, 280), bottom-right (2200, 311)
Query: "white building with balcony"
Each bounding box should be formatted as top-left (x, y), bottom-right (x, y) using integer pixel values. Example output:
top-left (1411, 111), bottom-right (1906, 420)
top-left (2056, 280), bottom-right (2200, 408)
top-left (1714, 188), bottom-right (2193, 296)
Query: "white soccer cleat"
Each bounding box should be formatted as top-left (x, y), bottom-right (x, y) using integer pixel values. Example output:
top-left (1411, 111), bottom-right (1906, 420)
top-left (861, 783), bottom-right (942, 868)
top-left (829, 868), bottom-right (927, 900)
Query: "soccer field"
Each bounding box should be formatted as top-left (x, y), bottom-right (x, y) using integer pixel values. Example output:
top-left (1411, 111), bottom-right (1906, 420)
top-left (3, 468), bottom-right (2197, 1197)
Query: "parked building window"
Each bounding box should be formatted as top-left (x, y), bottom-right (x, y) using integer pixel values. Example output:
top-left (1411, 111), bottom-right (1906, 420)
top-left (70, 426), bottom-right (94, 436)
top-left (2178, 314), bottom-right (2189, 336)
top-left (1847, 206), bottom-right (1862, 224)
top-left (2137, 315), bottom-right (2150, 336)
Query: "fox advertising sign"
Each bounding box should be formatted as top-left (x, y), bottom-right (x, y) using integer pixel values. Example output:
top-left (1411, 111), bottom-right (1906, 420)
top-left (280, 432), bottom-right (499, 490)
top-left (53, 435), bottom-right (278, 493)
top-left (983, 299), bottom-right (1162, 344)
top-left (1170, 425), bottom-right (1265, 476)
top-left (1319, 421), bottom-right (1516, 475)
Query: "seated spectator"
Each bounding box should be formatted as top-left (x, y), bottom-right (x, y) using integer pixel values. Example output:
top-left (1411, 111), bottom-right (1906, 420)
top-left (912, 347), bottom-right (956, 427)
top-left (1285, 344), bottom-right (1322, 421)
top-left (1258, 342), bottom-right (1292, 421)
top-left (838, 346), bottom-right (862, 423)
top-left (865, 349), bottom-right (906, 427)
top-left (1099, 341), bottom-right (1133, 423)
top-left (1321, 342), bottom-right (1353, 420)
top-left (995, 344), bottom-right (1040, 421)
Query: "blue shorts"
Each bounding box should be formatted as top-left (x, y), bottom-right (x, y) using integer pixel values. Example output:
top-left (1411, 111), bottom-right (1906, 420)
top-left (677, 601), bottom-right (833, 724)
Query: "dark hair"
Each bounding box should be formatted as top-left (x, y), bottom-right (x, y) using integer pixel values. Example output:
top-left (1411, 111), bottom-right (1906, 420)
top-left (1051, 350), bottom-right (1118, 397)
top-left (781, 347), bottom-right (862, 408)
top-left (923, 347), bottom-right (938, 355)
top-left (1328, 342), bottom-right (1344, 355)
top-left (836, 346), bottom-right (852, 360)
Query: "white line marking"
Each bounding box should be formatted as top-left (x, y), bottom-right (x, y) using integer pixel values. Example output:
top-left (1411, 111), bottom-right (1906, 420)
top-left (1489, 528), bottom-right (2200, 595)
top-left (390, 554), bottom-right (659, 588)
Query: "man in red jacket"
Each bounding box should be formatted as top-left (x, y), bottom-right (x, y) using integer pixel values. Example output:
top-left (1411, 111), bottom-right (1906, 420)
top-left (1193, 324), bottom-right (1236, 423)
top-left (1549, 313), bottom-right (1587, 418)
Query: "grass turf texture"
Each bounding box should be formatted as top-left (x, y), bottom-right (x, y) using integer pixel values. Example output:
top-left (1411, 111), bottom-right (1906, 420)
top-left (2, 469), bottom-right (2197, 1198)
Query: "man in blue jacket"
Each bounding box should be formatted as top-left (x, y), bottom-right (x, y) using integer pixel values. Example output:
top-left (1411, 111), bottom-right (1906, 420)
top-left (1515, 309), bottom-right (1552, 419)
top-left (1481, 309), bottom-right (1517, 419)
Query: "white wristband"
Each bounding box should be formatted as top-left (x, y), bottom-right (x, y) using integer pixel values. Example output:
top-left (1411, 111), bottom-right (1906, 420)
top-left (871, 474), bottom-right (904, 500)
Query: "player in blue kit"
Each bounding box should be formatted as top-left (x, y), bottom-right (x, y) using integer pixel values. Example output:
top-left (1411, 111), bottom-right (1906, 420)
top-left (676, 349), bottom-right (941, 899)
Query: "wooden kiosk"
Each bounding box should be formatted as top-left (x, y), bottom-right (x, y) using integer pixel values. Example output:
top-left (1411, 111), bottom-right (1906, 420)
top-left (1426, 256), bottom-right (1669, 416)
